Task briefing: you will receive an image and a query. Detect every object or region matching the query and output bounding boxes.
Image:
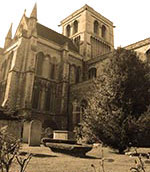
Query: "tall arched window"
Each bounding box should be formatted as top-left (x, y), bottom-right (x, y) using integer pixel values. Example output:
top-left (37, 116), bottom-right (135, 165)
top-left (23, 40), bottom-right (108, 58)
top-left (50, 63), bottom-right (56, 80)
top-left (43, 55), bottom-right (50, 78)
top-left (45, 87), bottom-right (51, 111)
top-left (32, 85), bottom-right (41, 110)
top-left (73, 20), bottom-right (78, 34)
top-left (102, 25), bottom-right (106, 38)
top-left (36, 52), bottom-right (44, 76)
top-left (76, 66), bottom-right (81, 83)
top-left (94, 20), bottom-right (99, 34)
top-left (66, 24), bottom-right (71, 37)
top-left (70, 65), bottom-right (76, 84)
top-left (88, 67), bottom-right (97, 79)
top-left (74, 36), bottom-right (80, 50)
top-left (75, 106), bottom-right (81, 125)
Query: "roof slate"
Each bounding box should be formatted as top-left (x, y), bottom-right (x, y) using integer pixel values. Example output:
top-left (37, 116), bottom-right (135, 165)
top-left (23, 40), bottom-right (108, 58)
top-left (125, 38), bottom-right (150, 50)
top-left (36, 23), bottom-right (78, 53)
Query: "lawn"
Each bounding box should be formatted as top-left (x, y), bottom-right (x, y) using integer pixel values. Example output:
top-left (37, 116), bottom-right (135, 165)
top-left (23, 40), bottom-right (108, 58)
top-left (10, 144), bottom-right (150, 172)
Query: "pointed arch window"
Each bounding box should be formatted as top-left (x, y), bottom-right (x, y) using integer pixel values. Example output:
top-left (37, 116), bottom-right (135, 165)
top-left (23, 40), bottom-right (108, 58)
top-left (49, 63), bottom-right (56, 80)
top-left (66, 24), bottom-right (71, 37)
top-left (75, 106), bottom-right (81, 125)
top-left (73, 20), bottom-right (78, 34)
top-left (75, 99), bottom-right (88, 125)
top-left (102, 25), bottom-right (106, 39)
top-left (94, 20), bottom-right (99, 34)
top-left (32, 85), bottom-right (41, 109)
top-left (36, 52), bottom-right (44, 76)
top-left (70, 65), bottom-right (76, 84)
top-left (45, 87), bottom-right (51, 111)
top-left (76, 66), bottom-right (81, 83)
top-left (74, 36), bottom-right (80, 50)
top-left (88, 67), bottom-right (97, 79)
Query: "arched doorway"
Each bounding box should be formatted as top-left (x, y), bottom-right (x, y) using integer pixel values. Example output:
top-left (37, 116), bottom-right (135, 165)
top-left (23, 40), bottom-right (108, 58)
top-left (72, 99), bottom-right (88, 127)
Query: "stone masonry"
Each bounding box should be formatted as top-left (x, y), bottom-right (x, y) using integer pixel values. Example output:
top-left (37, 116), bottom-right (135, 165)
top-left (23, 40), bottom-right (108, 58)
top-left (0, 4), bottom-right (150, 134)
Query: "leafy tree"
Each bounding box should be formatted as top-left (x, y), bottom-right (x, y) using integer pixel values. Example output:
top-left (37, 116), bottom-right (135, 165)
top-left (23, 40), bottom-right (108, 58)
top-left (0, 126), bottom-right (20, 172)
top-left (78, 48), bottom-right (150, 153)
top-left (0, 126), bottom-right (32, 172)
top-left (127, 109), bottom-right (150, 147)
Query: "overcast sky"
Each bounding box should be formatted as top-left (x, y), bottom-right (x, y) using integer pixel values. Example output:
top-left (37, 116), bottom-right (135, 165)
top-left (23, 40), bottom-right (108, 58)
top-left (0, 0), bottom-right (149, 48)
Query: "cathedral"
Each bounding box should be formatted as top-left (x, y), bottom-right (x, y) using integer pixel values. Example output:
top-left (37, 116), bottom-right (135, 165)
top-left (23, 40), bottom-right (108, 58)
top-left (0, 4), bottom-right (150, 133)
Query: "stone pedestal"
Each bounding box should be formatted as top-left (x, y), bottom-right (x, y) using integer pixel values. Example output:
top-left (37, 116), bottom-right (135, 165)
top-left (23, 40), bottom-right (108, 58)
top-left (53, 130), bottom-right (74, 140)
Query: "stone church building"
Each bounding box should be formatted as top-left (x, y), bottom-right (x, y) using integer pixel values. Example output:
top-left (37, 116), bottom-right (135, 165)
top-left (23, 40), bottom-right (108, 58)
top-left (0, 4), bottom-right (150, 132)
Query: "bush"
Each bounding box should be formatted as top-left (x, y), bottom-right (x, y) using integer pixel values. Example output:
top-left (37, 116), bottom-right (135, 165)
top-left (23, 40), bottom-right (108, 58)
top-left (127, 110), bottom-right (150, 147)
top-left (75, 48), bottom-right (150, 153)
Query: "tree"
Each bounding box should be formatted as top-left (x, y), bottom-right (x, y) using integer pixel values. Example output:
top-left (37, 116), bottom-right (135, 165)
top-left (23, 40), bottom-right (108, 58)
top-left (77, 48), bottom-right (150, 153)
top-left (0, 126), bottom-right (20, 172)
top-left (0, 126), bottom-right (32, 172)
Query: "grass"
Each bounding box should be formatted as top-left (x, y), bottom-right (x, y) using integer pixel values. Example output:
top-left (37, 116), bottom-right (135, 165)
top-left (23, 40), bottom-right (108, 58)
top-left (10, 144), bottom-right (150, 172)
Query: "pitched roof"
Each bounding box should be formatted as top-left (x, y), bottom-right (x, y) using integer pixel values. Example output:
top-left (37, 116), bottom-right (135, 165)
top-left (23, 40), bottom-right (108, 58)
top-left (87, 52), bottom-right (112, 65)
top-left (36, 23), bottom-right (78, 53)
top-left (125, 38), bottom-right (150, 50)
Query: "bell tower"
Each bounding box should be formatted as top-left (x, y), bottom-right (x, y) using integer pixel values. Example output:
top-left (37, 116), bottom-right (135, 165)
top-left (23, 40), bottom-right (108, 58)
top-left (60, 5), bottom-right (114, 60)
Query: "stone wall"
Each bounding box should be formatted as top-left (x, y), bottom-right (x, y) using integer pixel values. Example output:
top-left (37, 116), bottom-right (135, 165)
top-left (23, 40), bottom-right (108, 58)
top-left (61, 5), bottom-right (114, 60)
top-left (0, 120), bottom-right (22, 139)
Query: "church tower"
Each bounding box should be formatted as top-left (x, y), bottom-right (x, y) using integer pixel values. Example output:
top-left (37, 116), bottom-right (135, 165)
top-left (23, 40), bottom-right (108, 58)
top-left (60, 5), bottom-right (114, 60)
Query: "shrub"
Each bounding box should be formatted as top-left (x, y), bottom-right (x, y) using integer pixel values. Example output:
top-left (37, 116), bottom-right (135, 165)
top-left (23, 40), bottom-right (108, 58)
top-left (75, 48), bottom-right (150, 153)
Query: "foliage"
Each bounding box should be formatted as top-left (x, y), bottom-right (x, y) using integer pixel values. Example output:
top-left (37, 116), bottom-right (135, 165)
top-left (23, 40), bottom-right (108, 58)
top-left (76, 48), bottom-right (150, 153)
top-left (126, 110), bottom-right (150, 147)
top-left (74, 124), bottom-right (98, 144)
top-left (0, 126), bottom-right (20, 172)
top-left (93, 48), bottom-right (150, 117)
top-left (0, 126), bottom-right (32, 172)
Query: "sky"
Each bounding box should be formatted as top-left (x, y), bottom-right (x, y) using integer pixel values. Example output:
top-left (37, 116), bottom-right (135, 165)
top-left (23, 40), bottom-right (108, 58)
top-left (0, 0), bottom-right (149, 48)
